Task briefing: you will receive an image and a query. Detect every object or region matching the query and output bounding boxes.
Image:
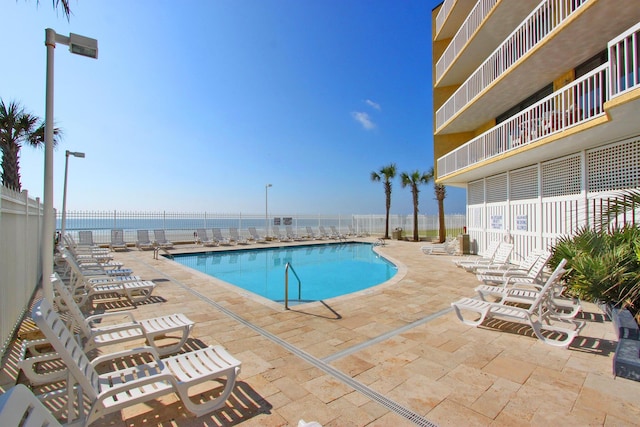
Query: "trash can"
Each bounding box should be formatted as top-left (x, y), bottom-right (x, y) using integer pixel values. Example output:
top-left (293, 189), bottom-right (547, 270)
top-left (392, 228), bottom-right (403, 240)
top-left (458, 234), bottom-right (470, 254)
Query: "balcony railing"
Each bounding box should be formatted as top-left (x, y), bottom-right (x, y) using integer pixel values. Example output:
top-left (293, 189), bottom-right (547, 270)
top-left (435, 0), bottom-right (456, 37)
top-left (609, 22), bottom-right (640, 97)
top-left (435, 0), bottom-right (498, 83)
top-left (438, 18), bottom-right (640, 180)
top-left (436, 0), bottom-right (588, 130)
top-left (438, 64), bottom-right (608, 177)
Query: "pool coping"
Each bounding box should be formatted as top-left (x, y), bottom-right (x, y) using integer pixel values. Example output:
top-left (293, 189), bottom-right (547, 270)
top-left (161, 239), bottom-right (408, 311)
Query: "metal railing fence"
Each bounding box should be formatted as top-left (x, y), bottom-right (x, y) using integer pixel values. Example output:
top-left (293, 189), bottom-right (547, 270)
top-left (56, 211), bottom-right (467, 244)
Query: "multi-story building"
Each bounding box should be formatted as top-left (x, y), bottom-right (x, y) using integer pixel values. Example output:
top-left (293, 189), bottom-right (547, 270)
top-left (432, 0), bottom-right (640, 260)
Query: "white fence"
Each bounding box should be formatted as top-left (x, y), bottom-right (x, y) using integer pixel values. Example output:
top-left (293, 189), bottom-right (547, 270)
top-left (0, 187), bottom-right (43, 358)
top-left (57, 211), bottom-right (467, 244)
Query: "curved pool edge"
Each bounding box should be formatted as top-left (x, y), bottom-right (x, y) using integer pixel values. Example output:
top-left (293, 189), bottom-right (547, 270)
top-left (159, 239), bottom-right (407, 311)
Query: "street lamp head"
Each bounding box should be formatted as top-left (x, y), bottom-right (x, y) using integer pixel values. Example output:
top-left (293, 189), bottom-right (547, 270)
top-left (66, 151), bottom-right (85, 158)
top-left (68, 33), bottom-right (98, 59)
top-left (266, 183), bottom-right (272, 188)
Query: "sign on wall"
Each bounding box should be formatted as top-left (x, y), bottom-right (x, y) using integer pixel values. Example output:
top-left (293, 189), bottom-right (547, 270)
top-left (516, 215), bottom-right (528, 231)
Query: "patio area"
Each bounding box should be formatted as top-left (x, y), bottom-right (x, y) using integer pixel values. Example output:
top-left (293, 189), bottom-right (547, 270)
top-left (2, 238), bottom-right (639, 426)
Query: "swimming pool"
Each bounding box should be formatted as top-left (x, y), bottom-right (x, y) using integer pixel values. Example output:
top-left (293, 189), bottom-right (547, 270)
top-left (171, 242), bottom-right (397, 304)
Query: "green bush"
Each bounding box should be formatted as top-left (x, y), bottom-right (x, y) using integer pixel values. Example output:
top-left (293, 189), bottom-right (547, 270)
top-left (549, 225), bottom-right (640, 309)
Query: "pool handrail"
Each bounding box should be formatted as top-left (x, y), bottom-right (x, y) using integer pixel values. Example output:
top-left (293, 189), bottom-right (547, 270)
top-left (284, 262), bottom-right (301, 310)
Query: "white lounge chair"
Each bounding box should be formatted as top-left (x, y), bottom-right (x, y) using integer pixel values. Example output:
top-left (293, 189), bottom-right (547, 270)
top-left (154, 229), bottom-right (174, 249)
top-left (305, 226), bottom-right (320, 239)
top-left (32, 297), bottom-right (241, 426)
top-left (454, 240), bottom-right (501, 268)
top-left (330, 226), bottom-right (345, 240)
top-left (421, 237), bottom-right (457, 255)
top-left (196, 228), bottom-right (219, 246)
top-left (319, 226), bottom-right (335, 239)
top-left (61, 250), bottom-right (155, 307)
top-left (248, 227), bottom-right (267, 243)
top-left (62, 234), bottom-right (112, 262)
top-left (0, 384), bottom-right (62, 427)
top-left (56, 248), bottom-right (131, 280)
top-left (451, 260), bottom-right (584, 348)
top-left (286, 225), bottom-right (305, 241)
top-left (229, 227), bottom-right (249, 244)
top-left (19, 274), bottom-right (194, 385)
top-left (458, 242), bottom-right (513, 272)
top-left (109, 229), bottom-right (128, 251)
top-left (54, 274), bottom-right (194, 355)
top-left (476, 250), bottom-right (550, 284)
top-left (77, 230), bottom-right (103, 250)
top-left (272, 226), bottom-right (292, 242)
top-left (347, 224), bottom-right (364, 237)
top-left (213, 228), bottom-right (233, 245)
top-left (135, 229), bottom-right (155, 250)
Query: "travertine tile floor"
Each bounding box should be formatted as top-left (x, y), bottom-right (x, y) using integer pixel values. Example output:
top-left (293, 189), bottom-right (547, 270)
top-left (3, 238), bottom-right (640, 426)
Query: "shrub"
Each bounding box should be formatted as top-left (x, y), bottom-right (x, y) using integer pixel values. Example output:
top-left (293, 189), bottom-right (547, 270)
top-left (549, 225), bottom-right (640, 310)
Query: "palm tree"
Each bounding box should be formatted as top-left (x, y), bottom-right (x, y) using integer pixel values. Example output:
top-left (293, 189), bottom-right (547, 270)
top-left (370, 163), bottom-right (397, 239)
top-left (0, 99), bottom-right (59, 190)
top-left (400, 170), bottom-right (432, 242)
top-left (430, 166), bottom-right (447, 243)
top-left (30, 1), bottom-right (72, 18)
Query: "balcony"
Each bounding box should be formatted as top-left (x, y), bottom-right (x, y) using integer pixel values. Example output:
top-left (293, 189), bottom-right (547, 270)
top-left (432, 0), bottom-right (640, 135)
top-left (437, 22), bottom-right (640, 182)
top-left (434, 0), bottom-right (475, 41)
top-left (436, 0), bottom-right (540, 87)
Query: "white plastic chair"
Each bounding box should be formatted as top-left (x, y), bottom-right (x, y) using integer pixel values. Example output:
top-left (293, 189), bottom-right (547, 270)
top-left (0, 384), bottom-right (62, 427)
top-left (32, 297), bottom-right (241, 426)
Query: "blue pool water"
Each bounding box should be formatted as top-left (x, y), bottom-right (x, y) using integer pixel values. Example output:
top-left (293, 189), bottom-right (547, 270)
top-left (171, 242), bottom-right (397, 304)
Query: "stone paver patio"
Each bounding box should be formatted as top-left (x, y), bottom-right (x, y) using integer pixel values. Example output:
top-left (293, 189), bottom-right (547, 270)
top-left (2, 238), bottom-right (639, 426)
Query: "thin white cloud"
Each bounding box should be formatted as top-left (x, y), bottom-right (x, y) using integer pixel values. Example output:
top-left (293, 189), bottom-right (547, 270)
top-left (351, 111), bottom-right (376, 130)
top-left (365, 99), bottom-right (381, 110)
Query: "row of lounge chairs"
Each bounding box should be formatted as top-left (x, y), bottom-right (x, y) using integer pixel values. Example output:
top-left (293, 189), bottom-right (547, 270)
top-left (12, 240), bottom-right (242, 426)
top-left (72, 226), bottom-right (369, 253)
top-left (449, 240), bottom-right (584, 348)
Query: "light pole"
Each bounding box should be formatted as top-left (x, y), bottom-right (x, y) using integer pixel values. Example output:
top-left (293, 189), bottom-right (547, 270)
top-left (60, 150), bottom-right (85, 238)
top-left (42, 28), bottom-right (98, 303)
top-left (265, 184), bottom-right (272, 238)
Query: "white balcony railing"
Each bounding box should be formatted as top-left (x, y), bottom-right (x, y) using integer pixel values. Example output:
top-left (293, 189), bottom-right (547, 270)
top-left (435, 0), bottom-right (456, 36)
top-left (609, 21), bottom-right (640, 97)
top-left (437, 64), bottom-right (608, 177)
top-left (436, 0), bottom-right (588, 130)
top-left (435, 0), bottom-right (498, 83)
top-left (436, 21), bottom-right (640, 180)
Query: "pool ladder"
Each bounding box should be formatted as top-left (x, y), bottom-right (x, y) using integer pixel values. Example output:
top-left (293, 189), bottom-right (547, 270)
top-left (284, 262), bottom-right (301, 310)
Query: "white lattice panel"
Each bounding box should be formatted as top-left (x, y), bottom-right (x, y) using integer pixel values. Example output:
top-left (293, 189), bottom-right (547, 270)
top-left (468, 180), bottom-right (485, 205)
top-left (510, 166), bottom-right (539, 200)
top-left (542, 154), bottom-right (581, 197)
top-left (587, 137), bottom-right (640, 191)
top-left (485, 173), bottom-right (508, 203)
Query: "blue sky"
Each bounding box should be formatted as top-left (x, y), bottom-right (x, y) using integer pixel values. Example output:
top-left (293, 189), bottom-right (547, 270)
top-left (2, 0), bottom-right (466, 216)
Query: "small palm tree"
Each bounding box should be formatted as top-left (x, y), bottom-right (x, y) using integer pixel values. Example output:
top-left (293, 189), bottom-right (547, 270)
top-left (370, 163), bottom-right (397, 239)
top-left (0, 99), bottom-right (60, 190)
top-left (429, 166), bottom-right (446, 243)
top-left (400, 170), bottom-right (432, 242)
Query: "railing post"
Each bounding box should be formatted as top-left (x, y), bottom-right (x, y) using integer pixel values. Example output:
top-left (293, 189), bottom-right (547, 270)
top-left (284, 264), bottom-right (289, 310)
